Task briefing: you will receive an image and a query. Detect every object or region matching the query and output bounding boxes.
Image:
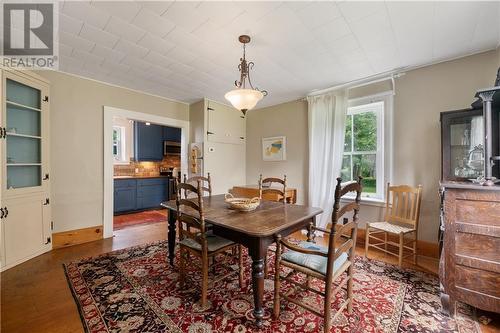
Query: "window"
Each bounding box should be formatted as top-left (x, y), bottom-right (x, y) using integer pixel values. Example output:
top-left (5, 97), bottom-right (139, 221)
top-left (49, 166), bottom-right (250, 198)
top-left (113, 126), bottom-right (127, 163)
top-left (341, 101), bottom-right (384, 200)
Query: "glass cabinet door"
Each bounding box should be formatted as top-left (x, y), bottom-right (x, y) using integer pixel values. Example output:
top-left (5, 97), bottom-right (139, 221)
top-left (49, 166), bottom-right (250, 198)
top-left (442, 109), bottom-right (484, 181)
top-left (5, 77), bottom-right (44, 190)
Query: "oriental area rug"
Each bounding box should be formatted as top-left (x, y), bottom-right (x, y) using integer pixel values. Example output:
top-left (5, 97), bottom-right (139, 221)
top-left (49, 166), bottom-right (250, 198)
top-left (64, 241), bottom-right (481, 333)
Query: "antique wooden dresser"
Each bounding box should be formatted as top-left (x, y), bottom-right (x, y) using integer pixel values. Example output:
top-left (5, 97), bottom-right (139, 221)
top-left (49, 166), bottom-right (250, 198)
top-left (439, 182), bottom-right (500, 316)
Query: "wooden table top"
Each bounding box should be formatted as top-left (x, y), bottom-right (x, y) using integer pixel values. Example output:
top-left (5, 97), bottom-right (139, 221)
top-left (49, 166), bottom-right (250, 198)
top-left (162, 194), bottom-right (322, 237)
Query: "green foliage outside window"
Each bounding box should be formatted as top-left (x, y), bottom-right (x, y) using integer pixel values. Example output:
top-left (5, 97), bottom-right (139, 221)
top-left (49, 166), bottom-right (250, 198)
top-left (342, 110), bottom-right (378, 194)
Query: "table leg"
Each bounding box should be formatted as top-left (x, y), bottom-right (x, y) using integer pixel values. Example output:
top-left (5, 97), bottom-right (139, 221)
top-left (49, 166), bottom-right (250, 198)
top-left (249, 247), bottom-right (265, 328)
top-left (167, 208), bottom-right (176, 266)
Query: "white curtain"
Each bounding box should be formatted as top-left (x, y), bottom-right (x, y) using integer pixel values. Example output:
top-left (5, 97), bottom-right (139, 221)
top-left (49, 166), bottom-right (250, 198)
top-left (307, 91), bottom-right (347, 230)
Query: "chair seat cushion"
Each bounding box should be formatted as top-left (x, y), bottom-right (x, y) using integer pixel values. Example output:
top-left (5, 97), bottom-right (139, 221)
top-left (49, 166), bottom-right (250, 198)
top-left (368, 221), bottom-right (415, 234)
top-left (281, 241), bottom-right (348, 275)
top-left (179, 233), bottom-right (234, 252)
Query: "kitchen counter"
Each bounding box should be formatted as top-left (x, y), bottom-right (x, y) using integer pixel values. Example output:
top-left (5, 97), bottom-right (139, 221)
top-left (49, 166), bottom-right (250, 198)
top-left (114, 175), bottom-right (171, 179)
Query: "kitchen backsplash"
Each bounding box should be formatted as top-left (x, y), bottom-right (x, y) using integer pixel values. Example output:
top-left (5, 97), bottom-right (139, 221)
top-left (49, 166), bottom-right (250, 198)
top-left (114, 155), bottom-right (181, 177)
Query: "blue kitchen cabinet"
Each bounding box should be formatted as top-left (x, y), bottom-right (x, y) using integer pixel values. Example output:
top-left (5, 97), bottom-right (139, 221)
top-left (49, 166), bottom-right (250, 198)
top-left (136, 178), bottom-right (168, 209)
top-left (134, 122), bottom-right (163, 161)
top-left (114, 177), bottom-right (168, 214)
top-left (114, 179), bottom-right (137, 213)
top-left (163, 126), bottom-right (181, 142)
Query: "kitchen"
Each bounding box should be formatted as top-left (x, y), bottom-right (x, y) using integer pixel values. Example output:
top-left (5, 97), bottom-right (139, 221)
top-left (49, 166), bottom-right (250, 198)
top-left (112, 116), bottom-right (181, 230)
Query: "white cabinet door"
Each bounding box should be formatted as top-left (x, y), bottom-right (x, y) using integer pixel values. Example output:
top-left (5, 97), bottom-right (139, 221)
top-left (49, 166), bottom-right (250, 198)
top-left (207, 101), bottom-right (245, 145)
top-left (1, 193), bottom-right (51, 270)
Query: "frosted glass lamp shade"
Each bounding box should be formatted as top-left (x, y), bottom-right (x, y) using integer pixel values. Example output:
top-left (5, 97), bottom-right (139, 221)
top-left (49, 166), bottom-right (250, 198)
top-left (224, 89), bottom-right (264, 113)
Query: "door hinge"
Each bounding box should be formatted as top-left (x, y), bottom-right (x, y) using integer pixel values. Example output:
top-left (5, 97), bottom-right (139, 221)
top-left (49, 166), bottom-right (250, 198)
top-left (207, 107), bottom-right (214, 111)
top-left (4, 207), bottom-right (8, 218)
top-left (207, 131), bottom-right (214, 135)
top-left (43, 96), bottom-right (49, 102)
top-left (45, 237), bottom-right (51, 244)
top-left (1, 127), bottom-right (6, 139)
top-left (43, 173), bottom-right (49, 180)
top-left (51, 221), bottom-right (54, 230)
top-left (43, 198), bottom-right (50, 205)
top-left (240, 116), bottom-right (245, 119)
top-left (0, 207), bottom-right (4, 219)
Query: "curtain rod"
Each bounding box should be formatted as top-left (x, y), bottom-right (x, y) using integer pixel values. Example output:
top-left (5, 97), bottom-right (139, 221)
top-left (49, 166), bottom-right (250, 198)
top-left (307, 70), bottom-right (406, 97)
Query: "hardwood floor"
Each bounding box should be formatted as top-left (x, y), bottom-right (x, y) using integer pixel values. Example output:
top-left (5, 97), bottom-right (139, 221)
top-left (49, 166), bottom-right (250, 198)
top-left (1, 221), bottom-right (497, 332)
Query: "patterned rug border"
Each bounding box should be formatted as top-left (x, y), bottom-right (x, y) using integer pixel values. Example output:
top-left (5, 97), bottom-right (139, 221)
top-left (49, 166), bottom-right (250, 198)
top-left (63, 263), bottom-right (94, 333)
top-left (62, 239), bottom-right (480, 333)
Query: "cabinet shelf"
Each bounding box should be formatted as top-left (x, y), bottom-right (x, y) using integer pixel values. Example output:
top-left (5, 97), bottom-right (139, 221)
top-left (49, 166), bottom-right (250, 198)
top-left (6, 100), bottom-right (42, 112)
top-left (7, 163), bottom-right (42, 166)
top-left (6, 132), bottom-right (41, 139)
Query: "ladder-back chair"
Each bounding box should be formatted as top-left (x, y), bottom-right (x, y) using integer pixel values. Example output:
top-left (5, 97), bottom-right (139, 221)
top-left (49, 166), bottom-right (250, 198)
top-left (365, 183), bottom-right (423, 266)
top-left (183, 173), bottom-right (212, 198)
top-left (176, 179), bottom-right (244, 309)
top-left (273, 177), bottom-right (362, 333)
top-left (259, 174), bottom-right (287, 203)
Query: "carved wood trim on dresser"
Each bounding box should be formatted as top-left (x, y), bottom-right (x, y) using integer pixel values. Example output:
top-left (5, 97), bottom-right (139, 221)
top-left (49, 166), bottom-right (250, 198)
top-left (440, 182), bottom-right (500, 316)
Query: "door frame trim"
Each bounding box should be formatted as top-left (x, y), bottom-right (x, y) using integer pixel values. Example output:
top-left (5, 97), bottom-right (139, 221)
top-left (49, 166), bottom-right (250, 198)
top-left (103, 106), bottom-right (189, 239)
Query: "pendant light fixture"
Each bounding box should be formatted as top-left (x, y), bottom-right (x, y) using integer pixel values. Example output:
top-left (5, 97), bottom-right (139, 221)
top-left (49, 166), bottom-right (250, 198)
top-left (225, 35), bottom-right (267, 115)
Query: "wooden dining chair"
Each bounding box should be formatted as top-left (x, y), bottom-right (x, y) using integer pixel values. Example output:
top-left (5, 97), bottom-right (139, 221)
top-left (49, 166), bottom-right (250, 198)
top-left (258, 174), bottom-right (287, 276)
top-left (258, 174), bottom-right (287, 202)
top-left (176, 179), bottom-right (244, 309)
top-left (273, 177), bottom-right (362, 333)
top-left (365, 183), bottom-right (423, 266)
top-left (183, 172), bottom-right (212, 198)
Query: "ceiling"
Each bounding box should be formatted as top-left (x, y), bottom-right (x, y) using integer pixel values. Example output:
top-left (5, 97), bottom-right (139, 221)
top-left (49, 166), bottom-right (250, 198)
top-left (55, 1), bottom-right (500, 108)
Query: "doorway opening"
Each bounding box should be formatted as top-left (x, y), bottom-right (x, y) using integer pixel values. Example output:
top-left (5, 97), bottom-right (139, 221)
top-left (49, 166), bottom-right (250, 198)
top-left (103, 106), bottom-right (189, 238)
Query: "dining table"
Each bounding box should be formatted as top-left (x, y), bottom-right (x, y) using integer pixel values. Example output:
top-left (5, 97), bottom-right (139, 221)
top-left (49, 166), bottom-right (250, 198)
top-left (161, 194), bottom-right (323, 327)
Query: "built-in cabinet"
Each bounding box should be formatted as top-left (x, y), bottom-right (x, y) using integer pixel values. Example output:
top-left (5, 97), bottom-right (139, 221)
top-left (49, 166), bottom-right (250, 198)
top-left (207, 100), bottom-right (246, 145)
top-left (134, 122), bottom-right (181, 161)
top-left (114, 177), bottom-right (168, 213)
top-left (189, 99), bottom-right (246, 195)
top-left (1, 70), bottom-right (51, 271)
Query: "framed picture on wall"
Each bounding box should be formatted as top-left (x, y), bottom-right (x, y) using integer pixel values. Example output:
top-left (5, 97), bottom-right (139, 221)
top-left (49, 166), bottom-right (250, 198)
top-left (262, 136), bottom-right (286, 161)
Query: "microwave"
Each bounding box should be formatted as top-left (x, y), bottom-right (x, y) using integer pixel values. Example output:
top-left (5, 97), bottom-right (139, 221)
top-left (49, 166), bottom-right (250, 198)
top-left (164, 141), bottom-right (181, 156)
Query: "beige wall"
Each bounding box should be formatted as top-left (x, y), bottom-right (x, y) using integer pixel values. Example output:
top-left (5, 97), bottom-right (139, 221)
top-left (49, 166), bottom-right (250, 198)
top-left (35, 71), bottom-right (188, 233)
top-left (246, 100), bottom-right (309, 204)
top-left (246, 50), bottom-right (499, 243)
top-left (391, 50), bottom-right (497, 242)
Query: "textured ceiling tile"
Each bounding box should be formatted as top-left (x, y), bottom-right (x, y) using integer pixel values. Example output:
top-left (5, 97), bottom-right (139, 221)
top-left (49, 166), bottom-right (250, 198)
top-left (104, 16), bottom-right (147, 43)
top-left (143, 50), bottom-right (176, 68)
top-left (114, 39), bottom-right (149, 58)
top-left (72, 49), bottom-right (104, 66)
top-left (79, 23), bottom-right (119, 49)
top-left (60, 31), bottom-right (94, 52)
top-left (121, 56), bottom-right (152, 71)
top-left (137, 33), bottom-right (176, 55)
top-left (92, 44), bottom-right (126, 63)
top-left (140, 1), bottom-right (175, 15)
top-left (91, 1), bottom-right (142, 22)
top-left (60, 13), bottom-right (84, 35)
top-left (57, 1), bottom-right (500, 109)
top-left (132, 7), bottom-right (176, 37)
top-left (62, 1), bottom-right (110, 29)
top-left (161, 1), bottom-right (209, 32)
top-left (295, 1), bottom-right (341, 30)
top-left (165, 47), bottom-right (198, 64)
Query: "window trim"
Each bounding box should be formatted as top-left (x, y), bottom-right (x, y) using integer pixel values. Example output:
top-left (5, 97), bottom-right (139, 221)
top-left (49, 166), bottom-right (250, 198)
top-left (343, 91), bottom-right (393, 202)
top-left (113, 126), bottom-right (128, 164)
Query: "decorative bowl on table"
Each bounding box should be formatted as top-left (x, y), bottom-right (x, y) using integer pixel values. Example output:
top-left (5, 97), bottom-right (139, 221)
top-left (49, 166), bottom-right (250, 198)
top-left (224, 193), bottom-right (260, 212)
